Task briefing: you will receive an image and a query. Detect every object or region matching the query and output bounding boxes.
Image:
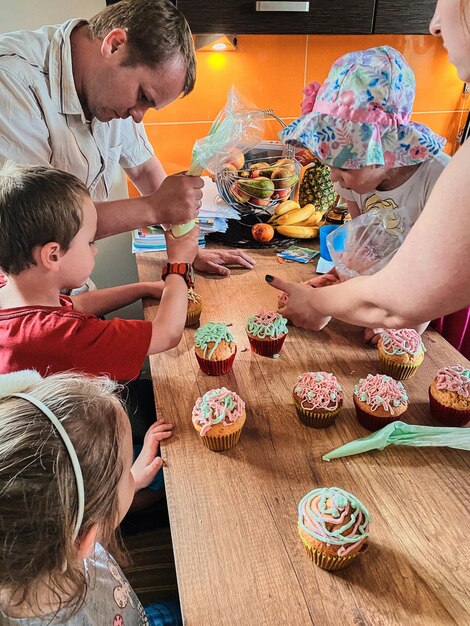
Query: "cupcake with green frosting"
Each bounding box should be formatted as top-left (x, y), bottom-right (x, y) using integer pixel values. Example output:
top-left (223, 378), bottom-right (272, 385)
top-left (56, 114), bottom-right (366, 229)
top-left (298, 487), bottom-right (370, 571)
top-left (192, 387), bottom-right (246, 451)
top-left (245, 310), bottom-right (288, 357)
top-left (377, 328), bottom-right (426, 380)
top-left (194, 322), bottom-right (237, 376)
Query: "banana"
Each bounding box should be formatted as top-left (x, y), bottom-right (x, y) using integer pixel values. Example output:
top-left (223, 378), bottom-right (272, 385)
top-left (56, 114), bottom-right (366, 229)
top-left (275, 225), bottom-right (319, 239)
top-left (297, 209), bottom-right (324, 227)
top-left (274, 199), bottom-right (300, 216)
top-left (274, 204), bottom-right (315, 226)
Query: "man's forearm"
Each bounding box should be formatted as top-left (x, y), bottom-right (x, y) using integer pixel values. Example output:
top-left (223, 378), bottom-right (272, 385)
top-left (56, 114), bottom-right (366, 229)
top-left (94, 195), bottom-right (156, 239)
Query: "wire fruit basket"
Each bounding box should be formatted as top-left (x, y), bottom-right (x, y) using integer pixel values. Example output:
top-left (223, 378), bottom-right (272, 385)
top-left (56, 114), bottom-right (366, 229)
top-left (215, 109), bottom-right (301, 213)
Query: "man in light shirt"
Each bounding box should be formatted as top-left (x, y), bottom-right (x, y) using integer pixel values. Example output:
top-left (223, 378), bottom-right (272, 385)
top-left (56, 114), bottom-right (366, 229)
top-left (0, 0), bottom-right (254, 277)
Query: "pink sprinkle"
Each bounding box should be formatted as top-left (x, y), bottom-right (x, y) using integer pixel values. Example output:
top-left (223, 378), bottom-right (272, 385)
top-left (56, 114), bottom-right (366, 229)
top-left (435, 365), bottom-right (470, 398)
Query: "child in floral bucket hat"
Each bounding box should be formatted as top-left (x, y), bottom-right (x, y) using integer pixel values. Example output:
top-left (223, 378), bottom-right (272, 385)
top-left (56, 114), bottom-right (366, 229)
top-left (281, 46), bottom-right (450, 227)
top-left (281, 46), bottom-right (454, 346)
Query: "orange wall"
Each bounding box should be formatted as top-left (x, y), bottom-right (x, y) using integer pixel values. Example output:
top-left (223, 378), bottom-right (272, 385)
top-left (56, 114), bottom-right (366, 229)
top-left (135, 34), bottom-right (468, 189)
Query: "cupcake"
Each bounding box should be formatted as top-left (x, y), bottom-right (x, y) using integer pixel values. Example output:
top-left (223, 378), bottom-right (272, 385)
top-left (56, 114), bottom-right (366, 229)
top-left (353, 374), bottom-right (408, 431)
top-left (194, 322), bottom-right (237, 376)
top-left (293, 372), bottom-right (343, 428)
top-left (185, 288), bottom-right (203, 327)
top-left (429, 365), bottom-right (470, 427)
top-left (377, 329), bottom-right (426, 379)
top-left (298, 487), bottom-right (370, 571)
top-left (192, 387), bottom-right (246, 451)
top-left (246, 310), bottom-right (288, 357)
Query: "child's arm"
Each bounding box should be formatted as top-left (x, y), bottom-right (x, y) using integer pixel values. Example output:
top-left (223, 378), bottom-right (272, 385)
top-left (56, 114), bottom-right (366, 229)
top-left (131, 419), bottom-right (174, 491)
top-left (147, 227), bottom-right (200, 355)
top-left (345, 199), bottom-right (361, 219)
top-left (71, 281), bottom-right (165, 316)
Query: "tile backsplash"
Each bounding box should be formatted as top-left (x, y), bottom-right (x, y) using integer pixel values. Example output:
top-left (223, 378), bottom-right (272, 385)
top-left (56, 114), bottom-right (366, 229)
top-left (129, 34), bottom-right (468, 195)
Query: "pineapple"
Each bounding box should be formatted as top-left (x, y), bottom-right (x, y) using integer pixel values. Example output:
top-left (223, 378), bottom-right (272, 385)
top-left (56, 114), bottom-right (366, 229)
top-left (299, 158), bottom-right (336, 212)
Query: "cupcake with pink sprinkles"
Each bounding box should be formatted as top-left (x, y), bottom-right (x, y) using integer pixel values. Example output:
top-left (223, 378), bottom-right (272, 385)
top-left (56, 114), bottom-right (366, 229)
top-left (293, 372), bottom-right (343, 428)
top-left (353, 373), bottom-right (408, 431)
top-left (377, 328), bottom-right (426, 379)
top-left (246, 309), bottom-right (288, 357)
top-left (429, 365), bottom-right (470, 427)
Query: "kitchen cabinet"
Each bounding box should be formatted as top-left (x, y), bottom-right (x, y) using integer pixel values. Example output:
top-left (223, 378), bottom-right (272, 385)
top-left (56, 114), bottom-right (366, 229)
top-left (374, 0), bottom-right (436, 34)
top-left (176, 1), bottom-right (375, 35)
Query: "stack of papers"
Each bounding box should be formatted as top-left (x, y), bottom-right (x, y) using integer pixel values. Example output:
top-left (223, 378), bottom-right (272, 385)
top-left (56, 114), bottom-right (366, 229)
top-left (132, 176), bottom-right (239, 253)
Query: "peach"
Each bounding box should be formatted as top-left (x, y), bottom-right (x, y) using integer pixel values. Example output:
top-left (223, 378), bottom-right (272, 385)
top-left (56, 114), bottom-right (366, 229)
top-left (223, 149), bottom-right (245, 171)
top-left (252, 223), bottom-right (275, 243)
top-left (249, 196), bottom-right (271, 207)
top-left (230, 181), bottom-right (250, 204)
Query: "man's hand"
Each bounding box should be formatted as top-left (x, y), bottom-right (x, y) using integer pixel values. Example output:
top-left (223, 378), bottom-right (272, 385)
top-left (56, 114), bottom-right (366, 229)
top-left (149, 174), bottom-right (204, 225)
top-left (193, 248), bottom-right (255, 277)
top-left (131, 419), bottom-right (174, 492)
top-left (165, 225), bottom-right (200, 264)
top-left (265, 274), bottom-right (331, 330)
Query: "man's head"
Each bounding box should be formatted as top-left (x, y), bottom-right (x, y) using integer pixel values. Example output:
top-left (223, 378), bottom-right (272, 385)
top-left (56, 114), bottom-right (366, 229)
top-left (78, 0), bottom-right (196, 123)
top-left (0, 163), bottom-right (97, 289)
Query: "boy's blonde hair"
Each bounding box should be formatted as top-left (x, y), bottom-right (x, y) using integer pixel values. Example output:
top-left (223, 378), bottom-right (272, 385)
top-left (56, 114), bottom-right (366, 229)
top-left (0, 372), bottom-right (126, 619)
top-left (0, 162), bottom-right (89, 276)
top-left (88, 0), bottom-right (196, 96)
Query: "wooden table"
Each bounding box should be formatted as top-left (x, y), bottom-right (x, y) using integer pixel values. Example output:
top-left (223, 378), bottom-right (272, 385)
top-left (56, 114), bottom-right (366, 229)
top-left (137, 248), bottom-right (470, 626)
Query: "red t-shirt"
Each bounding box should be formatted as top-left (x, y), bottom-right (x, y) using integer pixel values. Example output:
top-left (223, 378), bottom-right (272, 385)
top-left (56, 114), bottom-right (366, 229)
top-left (0, 296), bottom-right (152, 380)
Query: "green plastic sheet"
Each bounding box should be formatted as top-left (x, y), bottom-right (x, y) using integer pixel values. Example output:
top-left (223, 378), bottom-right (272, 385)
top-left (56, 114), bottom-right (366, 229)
top-left (323, 421), bottom-right (470, 461)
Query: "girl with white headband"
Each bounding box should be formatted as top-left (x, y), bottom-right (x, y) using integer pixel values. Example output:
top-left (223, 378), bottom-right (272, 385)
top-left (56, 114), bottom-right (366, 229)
top-left (0, 371), bottom-right (181, 625)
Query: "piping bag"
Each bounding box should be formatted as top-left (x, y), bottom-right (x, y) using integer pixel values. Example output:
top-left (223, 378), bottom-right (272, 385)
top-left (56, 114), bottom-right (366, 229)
top-left (170, 87), bottom-right (265, 237)
top-left (323, 421), bottom-right (470, 461)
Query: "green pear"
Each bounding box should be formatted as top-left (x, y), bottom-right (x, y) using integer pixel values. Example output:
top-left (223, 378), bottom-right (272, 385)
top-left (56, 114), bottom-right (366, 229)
top-left (238, 176), bottom-right (275, 199)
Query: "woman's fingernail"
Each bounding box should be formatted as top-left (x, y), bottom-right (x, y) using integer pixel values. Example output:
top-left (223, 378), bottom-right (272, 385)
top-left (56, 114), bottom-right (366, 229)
top-left (265, 274), bottom-right (274, 283)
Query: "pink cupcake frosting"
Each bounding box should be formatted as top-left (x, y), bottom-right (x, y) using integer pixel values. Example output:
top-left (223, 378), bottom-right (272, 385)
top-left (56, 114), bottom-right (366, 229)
top-left (354, 374), bottom-right (408, 414)
top-left (380, 329), bottom-right (425, 356)
top-left (434, 365), bottom-right (470, 398)
top-left (294, 372), bottom-right (343, 411)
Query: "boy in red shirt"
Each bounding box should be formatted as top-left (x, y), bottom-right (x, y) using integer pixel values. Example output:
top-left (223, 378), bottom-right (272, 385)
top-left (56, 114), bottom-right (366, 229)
top-left (0, 162), bottom-right (199, 380)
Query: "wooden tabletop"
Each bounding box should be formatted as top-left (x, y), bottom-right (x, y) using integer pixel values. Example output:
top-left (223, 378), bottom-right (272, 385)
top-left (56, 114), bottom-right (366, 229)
top-left (137, 248), bottom-right (470, 626)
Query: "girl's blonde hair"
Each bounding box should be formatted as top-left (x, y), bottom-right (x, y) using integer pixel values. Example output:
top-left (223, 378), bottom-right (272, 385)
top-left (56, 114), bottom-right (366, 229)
top-left (0, 372), bottom-right (126, 619)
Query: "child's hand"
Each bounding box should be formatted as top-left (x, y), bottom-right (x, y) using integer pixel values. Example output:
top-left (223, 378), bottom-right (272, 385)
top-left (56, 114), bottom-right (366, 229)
top-left (131, 419), bottom-right (174, 492)
top-left (363, 327), bottom-right (384, 345)
top-left (303, 274), bottom-right (340, 288)
top-left (165, 225), bottom-right (200, 265)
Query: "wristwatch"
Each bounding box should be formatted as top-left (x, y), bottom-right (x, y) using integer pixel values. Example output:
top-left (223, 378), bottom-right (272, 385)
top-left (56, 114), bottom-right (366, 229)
top-left (161, 262), bottom-right (194, 288)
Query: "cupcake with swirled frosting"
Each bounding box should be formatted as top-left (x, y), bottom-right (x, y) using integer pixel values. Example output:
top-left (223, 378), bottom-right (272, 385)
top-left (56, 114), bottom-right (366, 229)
top-left (429, 365), bottom-right (470, 426)
top-left (192, 387), bottom-right (246, 451)
top-left (185, 288), bottom-right (203, 327)
top-left (194, 322), bottom-right (236, 376)
top-left (293, 372), bottom-right (343, 428)
top-left (353, 373), bottom-right (408, 431)
top-left (298, 487), bottom-right (370, 570)
top-left (246, 310), bottom-right (288, 357)
top-left (377, 329), bottom-right (426, 379)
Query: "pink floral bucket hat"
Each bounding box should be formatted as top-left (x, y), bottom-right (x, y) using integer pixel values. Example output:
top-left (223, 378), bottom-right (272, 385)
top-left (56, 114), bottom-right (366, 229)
top-left (280, 46), bottom-right (446, 169)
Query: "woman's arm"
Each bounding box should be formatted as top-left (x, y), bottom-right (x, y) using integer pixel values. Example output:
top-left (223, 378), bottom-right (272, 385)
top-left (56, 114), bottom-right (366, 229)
top-left (268, 140), bottom-right (470, 330)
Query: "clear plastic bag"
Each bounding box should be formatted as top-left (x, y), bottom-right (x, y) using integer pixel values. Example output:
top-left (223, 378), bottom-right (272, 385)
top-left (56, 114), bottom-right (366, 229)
top-left (172, 87), bottom-right (265, 236)
top-left (326, 206), bottom-right (413, 280)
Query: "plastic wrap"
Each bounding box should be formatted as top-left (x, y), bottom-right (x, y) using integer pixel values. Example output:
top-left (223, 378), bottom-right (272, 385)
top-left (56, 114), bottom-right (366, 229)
top-left (172, 87), bottom-right (265, 237)
top-left (326, 207), bottom-right (413, 280)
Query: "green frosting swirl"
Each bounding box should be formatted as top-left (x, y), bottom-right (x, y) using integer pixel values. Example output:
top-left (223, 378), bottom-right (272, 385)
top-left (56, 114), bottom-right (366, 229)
top-left (194, 322), bottom-right (234, 359)
top-left (246, 310), bottom-right (288, 339)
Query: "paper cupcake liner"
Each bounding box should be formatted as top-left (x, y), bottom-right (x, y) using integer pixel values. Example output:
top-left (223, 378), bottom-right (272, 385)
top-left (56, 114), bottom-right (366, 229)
top-left (199, 428), bottom-right (242, 451)
top-left (379, 353), bottom-right (421, 380)
top-left (247, 334), bottom-right (286, 357)
top-left (294, 399), bottom-right (340, 428)
top-left (185, 308), bottom-right (202, 327)
top-left (355, 404), bottom-right (398, 432)
top-left (195, 348), bottom-right (237, 376)
top-left (429, 390), bottom-right (470, 427)
top-left (299, 532), bottom-right (365, 571)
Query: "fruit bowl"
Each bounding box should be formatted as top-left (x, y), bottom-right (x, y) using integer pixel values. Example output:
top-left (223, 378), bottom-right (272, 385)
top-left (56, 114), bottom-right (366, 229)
top-left (216, 154), bottom-right (301, 213)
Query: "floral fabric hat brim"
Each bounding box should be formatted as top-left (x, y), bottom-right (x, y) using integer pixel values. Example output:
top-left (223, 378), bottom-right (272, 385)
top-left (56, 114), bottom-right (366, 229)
top-left (280, 113), bottom-right (446, 170)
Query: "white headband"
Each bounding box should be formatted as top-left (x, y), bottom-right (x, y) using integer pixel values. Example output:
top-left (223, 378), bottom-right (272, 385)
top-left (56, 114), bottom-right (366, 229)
top-left (13, 392), bottom-right (85, 540)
